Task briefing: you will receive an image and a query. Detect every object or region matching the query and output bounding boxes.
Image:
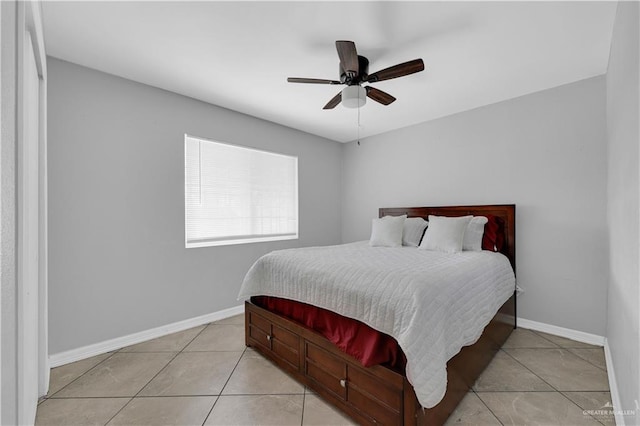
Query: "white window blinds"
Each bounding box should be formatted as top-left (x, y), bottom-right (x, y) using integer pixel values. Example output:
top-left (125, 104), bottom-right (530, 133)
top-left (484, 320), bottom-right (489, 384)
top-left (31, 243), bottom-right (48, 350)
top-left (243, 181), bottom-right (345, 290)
top-left (185, 135), bottom-right (298, 248)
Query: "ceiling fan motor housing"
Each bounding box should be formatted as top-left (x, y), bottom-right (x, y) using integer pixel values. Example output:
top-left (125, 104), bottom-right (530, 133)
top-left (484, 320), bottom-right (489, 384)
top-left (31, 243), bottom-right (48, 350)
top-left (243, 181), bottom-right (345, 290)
top-left (340, 55), bottom-right (369, 85)
top-left (287, 40), bottom-right (424, 109)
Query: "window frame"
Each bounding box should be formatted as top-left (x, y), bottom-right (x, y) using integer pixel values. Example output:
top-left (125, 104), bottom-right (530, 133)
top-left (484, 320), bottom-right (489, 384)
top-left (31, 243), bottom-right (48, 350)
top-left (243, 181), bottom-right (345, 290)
top-left (184, 134), bottom-right (299, 248)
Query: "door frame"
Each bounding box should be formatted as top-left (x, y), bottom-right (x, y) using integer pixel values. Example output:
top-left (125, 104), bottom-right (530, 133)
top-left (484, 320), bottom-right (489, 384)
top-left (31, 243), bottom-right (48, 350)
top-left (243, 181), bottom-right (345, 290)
top-left (15, 1), bottom-right (48, 423)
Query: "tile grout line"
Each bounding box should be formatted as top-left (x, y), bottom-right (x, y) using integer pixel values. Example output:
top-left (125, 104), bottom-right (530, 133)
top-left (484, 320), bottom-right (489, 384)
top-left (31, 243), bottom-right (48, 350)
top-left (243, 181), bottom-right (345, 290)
top-left (117, 350), bottom-right (245, 353)
top-left (558, 390), bottom-right (612, 426)
top-left (47, 392), bottom-right (307, 399)
top-left (498, 346), bottom-right (611, 425)
top-left (300, 388), bottom-right (306, 426)
top-left (102, 323), bottom-right (211, 426)
top-left (473, 390), bottom-right (578, 393)
top-left (46, 351), bottom-right (119, 399)
top-left (134, 322), bottom-right (211, 395)
top-left (501, 346), bottom-right (610, 392)
top-left (199, 392), bottom-right (306, 396)
top-left (556, 391), bottom-right (609, 425)
top-left (475, 390), bottom-right (608, 426)
top-left (530, 329), bottom-right (601, 350)
top-left (471, 389), bottom-right (505, 426)
top-left (503, 329), bottom-right (562, 350)
top-left (527, 329), bottom-right (566, 347)
top-left (99, 397), bottom-right (134, 426)
top-left (201, 345), bottom-right (248, 426)
top-left (173, 349), bottom-right (247, 353)
top-left (499, 347), bottom-right (563, 393)
top-left (565, 348), bottom-right (608, 372)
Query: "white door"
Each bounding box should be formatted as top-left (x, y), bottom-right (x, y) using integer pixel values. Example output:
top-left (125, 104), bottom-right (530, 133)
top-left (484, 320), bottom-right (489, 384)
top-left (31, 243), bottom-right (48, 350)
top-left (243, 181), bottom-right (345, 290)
top-left (17, 30), bottom-right (40, 425)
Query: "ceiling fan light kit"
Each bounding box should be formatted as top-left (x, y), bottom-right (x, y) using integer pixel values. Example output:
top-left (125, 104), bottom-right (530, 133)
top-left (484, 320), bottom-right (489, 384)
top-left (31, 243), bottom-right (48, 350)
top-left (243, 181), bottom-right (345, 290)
top-left (287, 40), bottom-right (425, 110)
top-left (342, 86), bottom-right (366, 108)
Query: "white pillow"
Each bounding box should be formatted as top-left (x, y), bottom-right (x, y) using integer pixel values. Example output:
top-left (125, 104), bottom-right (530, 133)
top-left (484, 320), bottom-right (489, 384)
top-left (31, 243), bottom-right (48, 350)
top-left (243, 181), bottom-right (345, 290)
top-left (419, 215), bottom-right (473, 253)
top-left (403, 217), bottom-right (428, 247)
top-left (463, 216), bottom-right (489, 251)
top-left (370, 215), bottom-right (406, 247)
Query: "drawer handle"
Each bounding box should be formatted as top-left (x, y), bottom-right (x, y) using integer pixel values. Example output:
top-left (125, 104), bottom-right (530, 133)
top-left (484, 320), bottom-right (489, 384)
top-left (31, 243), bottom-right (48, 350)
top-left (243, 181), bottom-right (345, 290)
top-left (339, 379), bottom-right (346, 388)
top-left (266, 334), bottom-right (272, 341)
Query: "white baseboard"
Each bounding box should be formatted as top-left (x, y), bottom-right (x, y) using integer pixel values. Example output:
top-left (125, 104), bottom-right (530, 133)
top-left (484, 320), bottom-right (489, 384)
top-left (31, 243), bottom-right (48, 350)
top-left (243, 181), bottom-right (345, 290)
top-left (517, 317), bottom-right (605, 346)
top-left (49, 304), bottom-right (245, 368)
top-left (603, 338), bottom-right (625, 426)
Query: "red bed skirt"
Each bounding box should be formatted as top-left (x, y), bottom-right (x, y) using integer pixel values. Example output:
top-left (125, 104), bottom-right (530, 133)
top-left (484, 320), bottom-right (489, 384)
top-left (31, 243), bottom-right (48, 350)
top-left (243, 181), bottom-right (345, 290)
top-left (251, 296), bottom-right (406, 372)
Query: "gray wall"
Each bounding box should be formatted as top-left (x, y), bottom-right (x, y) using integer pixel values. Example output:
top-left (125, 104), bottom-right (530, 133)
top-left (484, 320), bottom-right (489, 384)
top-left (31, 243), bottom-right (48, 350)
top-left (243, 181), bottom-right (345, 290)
top-left (341, 76), bottom-right (608, 336)
top-left (47, 58), bottom-right (342, 354)
top-left (606, 1), bottom-right (639, 422)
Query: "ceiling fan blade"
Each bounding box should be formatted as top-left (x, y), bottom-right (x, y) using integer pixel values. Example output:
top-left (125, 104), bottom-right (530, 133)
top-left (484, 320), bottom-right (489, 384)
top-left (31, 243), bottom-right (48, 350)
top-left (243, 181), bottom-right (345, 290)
top-left (366, 59), bottom-right (424, 83)
top-left (365, 86), bottom-right (396, 105)
top-left (323, 92), bottom-right (342, 109)
top-left (335, 40), bottom-right (359, 76)
top-left (287, 77), bottom-right (341, 85)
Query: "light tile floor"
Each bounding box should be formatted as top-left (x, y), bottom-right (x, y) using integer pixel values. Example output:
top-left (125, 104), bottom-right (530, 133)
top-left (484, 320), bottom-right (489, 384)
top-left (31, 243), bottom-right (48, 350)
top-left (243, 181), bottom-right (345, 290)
top-left (37, 317), bottom-right (614, 425)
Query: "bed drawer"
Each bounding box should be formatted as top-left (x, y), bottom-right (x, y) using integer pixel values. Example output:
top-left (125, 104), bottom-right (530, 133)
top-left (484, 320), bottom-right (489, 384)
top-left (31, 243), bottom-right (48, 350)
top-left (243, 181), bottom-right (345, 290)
top-left (249, 311), bottom-right (271, 335)
top-left (271, 324), bottom-right (299, 368)
top-left (305, 342), bottom-right (347, 399)
top-left (247, 311), bottom-right (300, 369)
top-left (306, 342), bottom-right (345, 378)
top-left (346, 366), bottom-right (403, 424)
top-left (304, 341), bottom-right (402, 424)
top-left (247, 312), bottom-right (272, 350)
top-left (349, 386), bottom-right (400, 425)
top-left (348, 366), bottom-right (403, 413)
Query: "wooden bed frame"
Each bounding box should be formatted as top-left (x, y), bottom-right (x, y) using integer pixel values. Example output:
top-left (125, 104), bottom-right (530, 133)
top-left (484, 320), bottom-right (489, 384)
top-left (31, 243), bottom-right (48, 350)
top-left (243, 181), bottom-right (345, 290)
top-left (245, 204), bottom-right (516, 425)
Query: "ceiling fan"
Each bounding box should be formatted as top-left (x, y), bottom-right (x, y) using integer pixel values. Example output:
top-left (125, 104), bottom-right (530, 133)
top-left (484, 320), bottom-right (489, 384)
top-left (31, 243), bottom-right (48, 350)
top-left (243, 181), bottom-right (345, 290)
top-left (287, 40), bottom-right (425, 110)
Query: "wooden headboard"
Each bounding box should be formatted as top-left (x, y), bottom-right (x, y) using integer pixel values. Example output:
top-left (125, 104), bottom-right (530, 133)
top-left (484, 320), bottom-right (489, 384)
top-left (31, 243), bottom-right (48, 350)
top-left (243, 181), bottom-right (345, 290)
top-left (379, 204), bottom-right (516, 272)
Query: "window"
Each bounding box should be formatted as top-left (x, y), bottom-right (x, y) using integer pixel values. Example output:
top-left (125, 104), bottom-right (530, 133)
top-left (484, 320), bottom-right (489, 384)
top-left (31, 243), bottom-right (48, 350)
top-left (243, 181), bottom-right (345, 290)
top-left (185, 135), bottom-right (298, 248)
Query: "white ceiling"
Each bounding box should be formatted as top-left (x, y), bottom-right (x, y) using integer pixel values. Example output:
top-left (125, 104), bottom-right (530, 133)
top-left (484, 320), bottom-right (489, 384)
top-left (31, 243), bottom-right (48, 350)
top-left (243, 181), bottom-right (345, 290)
top-left (42, 1), bottom-right (617, 143)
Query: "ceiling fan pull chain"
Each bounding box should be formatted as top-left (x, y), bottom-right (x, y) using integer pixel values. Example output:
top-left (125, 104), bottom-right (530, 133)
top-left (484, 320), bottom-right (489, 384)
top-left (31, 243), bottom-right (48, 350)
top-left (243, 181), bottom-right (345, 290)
top-left (357, 104), bottom-right (361, 146)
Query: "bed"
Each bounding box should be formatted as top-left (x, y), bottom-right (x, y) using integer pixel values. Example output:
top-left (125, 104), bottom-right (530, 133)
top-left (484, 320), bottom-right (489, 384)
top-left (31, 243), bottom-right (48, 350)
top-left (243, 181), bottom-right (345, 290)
top-left (240, 205), bottom-right (516, 425)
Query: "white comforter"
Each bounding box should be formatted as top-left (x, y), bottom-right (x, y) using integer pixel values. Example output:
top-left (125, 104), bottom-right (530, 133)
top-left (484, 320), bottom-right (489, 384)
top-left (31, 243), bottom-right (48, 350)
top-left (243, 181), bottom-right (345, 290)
top-left (238, 241), bottom-right (515, 408)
